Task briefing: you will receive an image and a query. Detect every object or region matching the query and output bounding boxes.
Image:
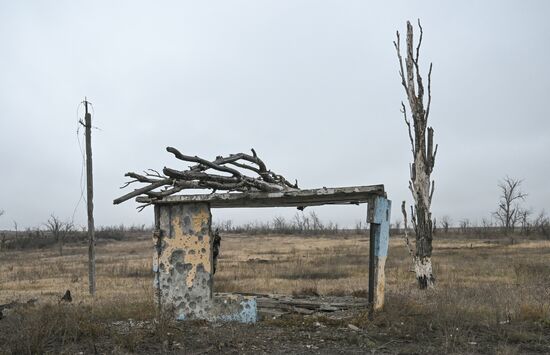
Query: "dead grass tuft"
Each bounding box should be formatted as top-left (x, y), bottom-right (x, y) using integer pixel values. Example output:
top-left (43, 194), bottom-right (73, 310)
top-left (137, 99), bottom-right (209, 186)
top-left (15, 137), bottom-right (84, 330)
top-left (292, 286), bottom-right (319, 297)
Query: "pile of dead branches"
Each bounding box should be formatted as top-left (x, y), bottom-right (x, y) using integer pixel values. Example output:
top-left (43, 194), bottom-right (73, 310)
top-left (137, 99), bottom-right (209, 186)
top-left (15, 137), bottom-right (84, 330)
top-left (113, 147), bottom-right (299, 208)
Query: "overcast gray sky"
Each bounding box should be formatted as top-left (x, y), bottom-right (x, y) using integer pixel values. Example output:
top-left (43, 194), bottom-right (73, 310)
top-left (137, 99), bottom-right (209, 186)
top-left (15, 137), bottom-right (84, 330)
top-left (1, 0), bottom-right (549, 230)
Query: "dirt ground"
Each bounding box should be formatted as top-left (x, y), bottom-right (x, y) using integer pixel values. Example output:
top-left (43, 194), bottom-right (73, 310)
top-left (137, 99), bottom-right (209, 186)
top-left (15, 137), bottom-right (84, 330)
top-left (1, 233), bottom-right (550, 354)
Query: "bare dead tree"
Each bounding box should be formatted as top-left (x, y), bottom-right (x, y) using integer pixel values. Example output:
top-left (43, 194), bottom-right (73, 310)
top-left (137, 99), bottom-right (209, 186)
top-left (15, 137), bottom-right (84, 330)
top-left (400, 201), bottom-right (415, 259)
top-left (13, 221), bottom-right (18, 239)
top-left (459, 219), bottom-right (470, 234)
top-left (440, 215), bottom-right (451, 234)
top-left (309, 211), bottom-right (324, 231)
top-left (0, 213), bottom-right (6, 251)
top-left (519, 208), bottom-right (532, 235)
top-left (45, 215), bottom-right (74, 256)
top-left (493, 177), bottom-right (527, 234)
top-left (114, 147), bottom-right (299, 209)
top-left (394, 220), bottom-right (401, 234)
top-left (534, 210), bottom-right (550, 239)
top-left (0, 232), bottom-right (6, 251)
top-left (395, 20), bottom-right (437, 288)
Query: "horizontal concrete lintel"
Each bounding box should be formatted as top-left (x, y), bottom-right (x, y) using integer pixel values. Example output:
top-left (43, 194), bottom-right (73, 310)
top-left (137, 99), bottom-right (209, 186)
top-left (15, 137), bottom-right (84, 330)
top-left (136, 185), bottom-right (386, 208)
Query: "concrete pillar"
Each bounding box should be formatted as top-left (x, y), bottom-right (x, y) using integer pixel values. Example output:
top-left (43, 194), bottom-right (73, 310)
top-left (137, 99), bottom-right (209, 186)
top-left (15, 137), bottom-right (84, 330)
top-left (154, 203), bottom-right (213, 319)
top-left (153, 202), bottom-right (257, 323)
top-left (367, 196), bottom-right (392, 311)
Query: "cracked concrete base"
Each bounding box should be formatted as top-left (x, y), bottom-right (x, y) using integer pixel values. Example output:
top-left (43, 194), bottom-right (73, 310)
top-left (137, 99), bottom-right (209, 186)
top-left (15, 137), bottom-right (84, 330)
top-left (175, 294), bottom-right (257, 323)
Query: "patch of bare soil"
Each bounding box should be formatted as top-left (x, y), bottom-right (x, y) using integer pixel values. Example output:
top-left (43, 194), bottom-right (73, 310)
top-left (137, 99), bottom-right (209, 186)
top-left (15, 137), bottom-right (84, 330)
top-left (142, 320), bottom-right (374, 355)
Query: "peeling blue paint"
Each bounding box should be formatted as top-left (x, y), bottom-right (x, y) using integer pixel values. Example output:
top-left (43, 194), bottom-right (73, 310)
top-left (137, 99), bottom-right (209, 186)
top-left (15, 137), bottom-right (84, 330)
top-left (176, 312), bottom-right (186, 321)
top-left (372, 196), bottom-right (391, 257)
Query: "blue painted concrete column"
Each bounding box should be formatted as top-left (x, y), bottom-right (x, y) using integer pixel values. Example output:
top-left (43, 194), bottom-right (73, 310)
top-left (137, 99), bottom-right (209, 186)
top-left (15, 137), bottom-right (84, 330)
top-left (367, 196), bottom-right (392, 311)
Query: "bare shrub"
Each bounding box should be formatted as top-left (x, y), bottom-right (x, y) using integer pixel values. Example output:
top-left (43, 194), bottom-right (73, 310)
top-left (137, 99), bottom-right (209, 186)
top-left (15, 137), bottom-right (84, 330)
top-left (534, 210), bottom-right (550, 239)
top-left (45, 215), bottom-right (74, 256)
top-left (459, 219), bottom-right (470, 234)
top-left (393, 219), bottom-right (401, 234)
top-left (355, 220), bottom-right (364, 234)
top-left (272, 216), bottom-right (290, 233)
top-left (518, 209), bottom-right (533, 236)
top-left (215, 213), bottom-right (342, 236)
top-left (440, 215), bottom-right (452, 233)
top-left (309, 211), bottom-right (324, 231)
top-left (292, 286), bottom-right (320, 297)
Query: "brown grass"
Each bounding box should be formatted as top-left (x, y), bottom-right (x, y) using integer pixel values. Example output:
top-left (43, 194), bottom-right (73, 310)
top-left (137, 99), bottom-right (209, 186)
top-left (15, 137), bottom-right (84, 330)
top-left (1, 233), bottom-right (549, 353)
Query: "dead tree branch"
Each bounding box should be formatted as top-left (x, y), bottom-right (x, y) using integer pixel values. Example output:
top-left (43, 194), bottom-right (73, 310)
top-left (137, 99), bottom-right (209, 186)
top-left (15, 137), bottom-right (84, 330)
top-left (114, 147), bottom-right (299, 208)
top-left (401, 201), bottom-right (415, 259)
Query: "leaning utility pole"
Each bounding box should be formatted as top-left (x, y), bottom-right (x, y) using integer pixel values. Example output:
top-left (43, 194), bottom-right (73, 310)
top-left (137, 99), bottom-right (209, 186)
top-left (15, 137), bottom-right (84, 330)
top-left (84, 98), bottom-right (96, 296)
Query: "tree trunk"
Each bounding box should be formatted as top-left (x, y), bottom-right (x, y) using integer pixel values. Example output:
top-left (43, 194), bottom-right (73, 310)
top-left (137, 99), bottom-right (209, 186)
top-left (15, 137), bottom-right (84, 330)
top-left (412, 155), bottom-right (435, 288)
top-left (395, 20), bottom-right (437, 289)
top-left (414, 256), bottom-right (434, 289)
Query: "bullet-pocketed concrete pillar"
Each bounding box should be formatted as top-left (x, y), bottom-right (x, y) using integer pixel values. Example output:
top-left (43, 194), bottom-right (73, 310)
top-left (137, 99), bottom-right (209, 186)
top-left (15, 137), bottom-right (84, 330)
top-left (153, 202), bottom-right (256, 323)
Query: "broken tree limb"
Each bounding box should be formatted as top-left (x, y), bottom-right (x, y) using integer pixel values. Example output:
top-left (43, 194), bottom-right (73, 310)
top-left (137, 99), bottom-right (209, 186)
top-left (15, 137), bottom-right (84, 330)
top-left (401, 201), bottom-right (415, 258)
top-left (114, 147), bottom-right (299, 207)
top-left (167, 147), bottom-right (242, 177)
top-left (113, 180), bottom-right (171, 205)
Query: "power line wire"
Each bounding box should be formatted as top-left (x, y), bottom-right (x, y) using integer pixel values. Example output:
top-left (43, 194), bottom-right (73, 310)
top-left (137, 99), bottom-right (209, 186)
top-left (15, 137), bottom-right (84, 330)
top-left (71, 101), bottom-right (88, 226)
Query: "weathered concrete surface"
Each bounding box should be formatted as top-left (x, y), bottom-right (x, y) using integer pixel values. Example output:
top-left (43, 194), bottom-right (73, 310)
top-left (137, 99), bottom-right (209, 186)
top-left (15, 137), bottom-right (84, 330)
top-left (154, 203), bottom-right (257, 323)
top-left (173, 294), bottom-right (257, 323)
top-left (209, 294), bottom-right (257, 323)
top-left (154, 203), bottom-right (213, 320)
top-left (150, 193), bottom-right (391, 320)
top-left (138, 185), bottom-right (386, 208)
top-left (373, 256), bottom-right (386, 310)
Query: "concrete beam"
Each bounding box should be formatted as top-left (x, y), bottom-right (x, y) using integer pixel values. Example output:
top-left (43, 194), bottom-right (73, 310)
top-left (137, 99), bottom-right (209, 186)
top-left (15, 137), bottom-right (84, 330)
top-left (138, 185), bottom-right (385, 208)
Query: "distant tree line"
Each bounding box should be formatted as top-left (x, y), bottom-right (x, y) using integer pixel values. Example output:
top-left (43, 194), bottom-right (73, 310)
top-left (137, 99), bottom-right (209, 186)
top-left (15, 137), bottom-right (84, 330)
top-left (213, 211), bottom-right (345, 236)
top-left (0, 215), bottom-right (152, 252)
top-left (1, 176), bottom-right (548, 253)
top-left (212, 177), bottom-right (549, 239)
top-left (429, 177), bottom-right (549, 239)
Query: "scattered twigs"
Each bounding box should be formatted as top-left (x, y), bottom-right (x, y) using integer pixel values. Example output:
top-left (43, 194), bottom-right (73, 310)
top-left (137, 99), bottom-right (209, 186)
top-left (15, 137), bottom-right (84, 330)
top-left (114, 147), bottom-right (299, 208)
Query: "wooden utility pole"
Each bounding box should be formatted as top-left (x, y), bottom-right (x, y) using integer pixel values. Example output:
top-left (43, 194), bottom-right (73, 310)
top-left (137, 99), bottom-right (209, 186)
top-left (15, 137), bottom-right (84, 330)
top-left (84, 98), bottom-right (96, 296)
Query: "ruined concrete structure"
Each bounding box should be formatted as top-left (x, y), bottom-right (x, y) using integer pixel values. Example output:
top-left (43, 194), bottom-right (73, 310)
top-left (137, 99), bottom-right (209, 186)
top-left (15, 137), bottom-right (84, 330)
top-left (142, 185), bottom-right (391, 323)
top-left (153, 202), bottom-right (256, 322)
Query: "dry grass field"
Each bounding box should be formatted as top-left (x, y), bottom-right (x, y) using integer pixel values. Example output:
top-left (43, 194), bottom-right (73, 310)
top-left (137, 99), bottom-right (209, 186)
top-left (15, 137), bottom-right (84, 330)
top-left (1, 232), bottom-right (550, 354)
